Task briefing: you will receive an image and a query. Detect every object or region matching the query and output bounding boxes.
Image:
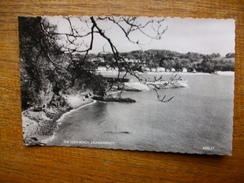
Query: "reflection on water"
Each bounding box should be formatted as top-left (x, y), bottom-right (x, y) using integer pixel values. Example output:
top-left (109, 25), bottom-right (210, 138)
top-left (50, 74), bottom-right (234, 155)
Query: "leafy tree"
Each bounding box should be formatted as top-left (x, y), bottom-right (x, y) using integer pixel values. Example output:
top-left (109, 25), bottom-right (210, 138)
top-left (19, 17), bottom-right (71, 110)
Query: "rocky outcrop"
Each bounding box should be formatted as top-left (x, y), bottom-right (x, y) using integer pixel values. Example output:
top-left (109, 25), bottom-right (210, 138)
top-left (123, 82), bottom-right (150, 91)
top-left (92, 96), bottom-right (136, 103)
top-left (22, 92), bottom-right (93, 146)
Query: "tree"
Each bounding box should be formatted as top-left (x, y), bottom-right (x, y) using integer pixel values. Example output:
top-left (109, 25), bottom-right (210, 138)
top-left (19, 17), bottom-right (51, 109)
top-left (46, 16), bottom-right (174, 102)
top-left (19, 17), bottom-right (72, 110)
top-left (226, 53), bottom-right (235, 58)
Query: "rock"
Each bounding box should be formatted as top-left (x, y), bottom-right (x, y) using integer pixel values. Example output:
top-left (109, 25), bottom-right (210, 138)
top-left (92, 96), bottom-right (136, 103)
top-left (124, 82), bottom-right (150, 91)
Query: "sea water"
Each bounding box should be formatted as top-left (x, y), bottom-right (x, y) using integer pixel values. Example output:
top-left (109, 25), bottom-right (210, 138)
top-left (49, 74), bottom-right (234, 155)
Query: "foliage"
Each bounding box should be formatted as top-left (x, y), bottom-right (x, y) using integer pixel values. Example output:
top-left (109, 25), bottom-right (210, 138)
top-left (88, 49), bottom-right (234, 73)
top-left (19, 17), bottom-right (72, 110)
top-left (47, 16), bottom-right (175, 102)
top-left (19, 16), bottom-right (235, 111)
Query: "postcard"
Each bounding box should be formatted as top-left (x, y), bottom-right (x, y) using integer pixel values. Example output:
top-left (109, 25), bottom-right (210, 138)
top-left (19, 16), bottom-right (235, 155)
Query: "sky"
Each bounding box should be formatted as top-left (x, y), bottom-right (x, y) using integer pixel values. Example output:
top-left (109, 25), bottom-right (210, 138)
top-left (46, 16), bottom-right (235, 57)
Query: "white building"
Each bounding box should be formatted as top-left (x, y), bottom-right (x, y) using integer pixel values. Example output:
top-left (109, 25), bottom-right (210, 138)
top-left (182, 68), bottom-right (187, 73)
top-left (97, 66), bottom-right (107, 71)
top-left (157, 67), bottom-right (166, 72)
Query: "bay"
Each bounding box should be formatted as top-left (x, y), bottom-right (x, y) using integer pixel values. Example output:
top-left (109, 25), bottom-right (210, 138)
top-left (49, 73), bottom-right (234, 155)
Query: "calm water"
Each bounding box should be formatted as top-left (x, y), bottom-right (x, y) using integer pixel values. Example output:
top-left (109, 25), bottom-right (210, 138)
top-left (49, 74), bottom-right (234, 155)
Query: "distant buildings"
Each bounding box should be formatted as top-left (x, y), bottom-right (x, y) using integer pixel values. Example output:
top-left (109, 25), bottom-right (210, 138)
top-left (182, 68), bottom-right (187, 73)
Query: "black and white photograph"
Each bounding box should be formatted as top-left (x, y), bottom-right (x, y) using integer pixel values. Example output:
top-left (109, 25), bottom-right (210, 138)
top-left (19, 16), bottom-right (235, 155)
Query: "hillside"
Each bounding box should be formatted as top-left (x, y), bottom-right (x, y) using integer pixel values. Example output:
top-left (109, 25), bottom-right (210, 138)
top-left (87, 49), bottom-right (235, 73)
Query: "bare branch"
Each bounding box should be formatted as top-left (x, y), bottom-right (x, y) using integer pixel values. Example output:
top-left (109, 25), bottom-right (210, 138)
top-left (44, 16), bottom-right (174, 102)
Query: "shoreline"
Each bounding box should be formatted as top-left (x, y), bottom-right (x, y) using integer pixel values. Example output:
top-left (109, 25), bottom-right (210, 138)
top-left (40, 99), bottom-right (97, 145)
top-left (57, 99), bottom-right (96, 124)
top-left (100, 71), bottom-right (234, 79)
top-left (23, 71), bottom-right (234, 146)
top-left (146, 71), bottom-right (235, 76)
top-left (22, 93), bottom-right (96, 146)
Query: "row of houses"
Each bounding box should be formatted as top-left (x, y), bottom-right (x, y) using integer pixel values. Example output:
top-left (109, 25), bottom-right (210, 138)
top-left (96, 66), bottom-right (192, 73)
top-left (144, 67), bottom-right (188, 73)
